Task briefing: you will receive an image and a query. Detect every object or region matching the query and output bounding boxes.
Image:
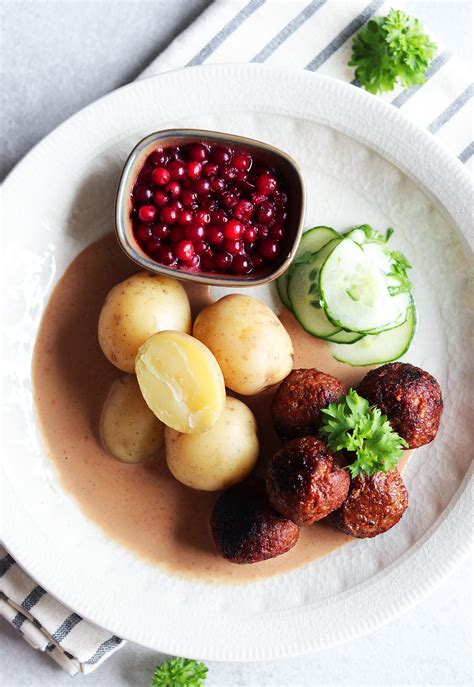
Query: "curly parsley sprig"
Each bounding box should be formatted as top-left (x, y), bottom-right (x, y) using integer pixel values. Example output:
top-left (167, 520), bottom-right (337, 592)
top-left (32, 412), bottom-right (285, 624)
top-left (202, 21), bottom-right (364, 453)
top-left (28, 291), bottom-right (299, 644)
top-left (152, 657), bottom-right (208, 687)
top-left (349, 9), bottom-right (437, 94)
top-left (321, 389), bottom-right (408, 477)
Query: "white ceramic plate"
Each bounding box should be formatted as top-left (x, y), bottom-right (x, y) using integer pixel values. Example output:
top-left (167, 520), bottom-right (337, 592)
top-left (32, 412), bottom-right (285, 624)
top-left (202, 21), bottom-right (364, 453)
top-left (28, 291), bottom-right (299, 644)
top-left (2, 64), bottom-right (473, 661)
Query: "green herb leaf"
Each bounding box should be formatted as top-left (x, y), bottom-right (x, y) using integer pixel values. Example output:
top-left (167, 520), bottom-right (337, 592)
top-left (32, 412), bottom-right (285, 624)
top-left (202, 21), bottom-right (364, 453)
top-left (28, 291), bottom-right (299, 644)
top-left (388, 250), bottom-right (413, 295)
top-left (321, 389), bottom-right (408, 477)
top-left (348, 9), bottom-right (437, 94)
top-left (351, 224), bottom-right (393, 244)
top-left (152, 658), bottom-right (208, 687)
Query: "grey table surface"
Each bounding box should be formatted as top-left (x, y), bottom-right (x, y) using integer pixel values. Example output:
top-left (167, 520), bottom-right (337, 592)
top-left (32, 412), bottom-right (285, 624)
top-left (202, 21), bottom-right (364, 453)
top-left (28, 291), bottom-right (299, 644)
top-left (1, 1), bottom-right (472, 685)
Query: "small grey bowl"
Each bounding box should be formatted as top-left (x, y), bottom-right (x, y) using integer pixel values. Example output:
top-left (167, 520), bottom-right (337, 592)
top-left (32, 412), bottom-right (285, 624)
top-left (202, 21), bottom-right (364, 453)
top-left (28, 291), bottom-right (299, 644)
top-left (115, 128), bottom-right (306, 287)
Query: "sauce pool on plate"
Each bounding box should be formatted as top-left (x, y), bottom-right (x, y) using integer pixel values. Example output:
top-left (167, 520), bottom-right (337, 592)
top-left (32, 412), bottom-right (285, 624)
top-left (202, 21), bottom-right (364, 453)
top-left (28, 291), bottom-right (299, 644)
top-left (32, 233), bottom-right (412, 583)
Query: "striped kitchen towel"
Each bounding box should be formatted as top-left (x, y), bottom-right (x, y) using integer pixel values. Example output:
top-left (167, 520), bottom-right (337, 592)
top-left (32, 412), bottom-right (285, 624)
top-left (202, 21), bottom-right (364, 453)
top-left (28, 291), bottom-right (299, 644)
top-left (0, 546), bottom-right (123, 675)
top-left (2, 0), bottom-right (472, 676)
top-left (140, 0), bottom-right (473, 170)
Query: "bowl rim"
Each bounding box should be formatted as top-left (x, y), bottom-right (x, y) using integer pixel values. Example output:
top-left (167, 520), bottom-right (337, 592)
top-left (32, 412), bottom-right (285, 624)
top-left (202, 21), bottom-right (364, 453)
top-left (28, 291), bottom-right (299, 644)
top-left (115, 127), bottom-right (306, 286)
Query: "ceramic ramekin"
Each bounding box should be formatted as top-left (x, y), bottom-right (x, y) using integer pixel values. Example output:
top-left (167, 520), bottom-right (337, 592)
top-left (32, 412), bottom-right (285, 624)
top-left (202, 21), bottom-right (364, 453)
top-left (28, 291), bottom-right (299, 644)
top-left (115, 128), bottom-right (306, 286)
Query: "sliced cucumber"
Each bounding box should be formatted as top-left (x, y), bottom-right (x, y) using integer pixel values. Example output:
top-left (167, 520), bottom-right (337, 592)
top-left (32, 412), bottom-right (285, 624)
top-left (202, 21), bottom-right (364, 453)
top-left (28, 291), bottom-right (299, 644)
top-left (329, 304), bottom-right (416, 366)
top-left (276, 226), bottom-right (339, 309)
top-left (276, 273), bottom-right (292, 309)
top-left (344, 227), bottom-right (367, 244)
top-left (324, 329), bottom-right (365, 344)
top-left (319, 239), bottom-right (406, 333)
top-left (362, 241), bottom-right (392, 274)
top-left (288, 239), bottom-right (341, 339)
top-left (295, 226), bottom-right (339, 261)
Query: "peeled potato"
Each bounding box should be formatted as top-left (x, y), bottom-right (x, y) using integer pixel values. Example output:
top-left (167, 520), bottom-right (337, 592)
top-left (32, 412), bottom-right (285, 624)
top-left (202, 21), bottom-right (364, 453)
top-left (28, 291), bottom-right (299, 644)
top-left (98, 272), bottom-right (191, 373)
top-left (192, 294), bottom-right (294, 395)
top-left (165, 397), bottom-right (259, 491)
top-left (101, 375), bottom-right (164, 463)
top-left (135, 330), bottom-right (225, 434)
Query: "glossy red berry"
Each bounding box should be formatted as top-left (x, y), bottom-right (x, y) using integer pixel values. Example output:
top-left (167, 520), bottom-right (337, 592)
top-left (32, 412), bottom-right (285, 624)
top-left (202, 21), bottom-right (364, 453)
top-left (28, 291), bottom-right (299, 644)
top-left (136, 224), bottom-right (152, 242)
top-left (224, 219), bottom-right (244, 240)
top-left (187, 161), bottom-right (202, 179)
top-left (166, 181), bottom-right (181, 198)
top-left (224, 239), bottom-right (244, 255)
top-left (161, 206), bottom-right (179, 224)
top-left (157, 246), bottom-right (176, 265)
top-left (185, 223), bottom-right (205, 242)
top-left (213, 252), bottom-right (232, 271)
top-left (168, 160), bottom-right (186, 180)
top-left (138, 205), bottom-right (157, 222)
top-left (175, 240), bottom-right (195, 262)
top-left (134, 185), bottom-right (153, 203)
top-left (233, 154), bottom-right (251, 172)
top-left (234, 199), bottom-right (254, 221)
top-left (256, 174), bottom-right (278, 195)
top-left (188, 143), bottom-right (208, 162)
top-left (258, 238), bottom-right (280, 260)
top-left (207, 226), bottom-right (224, 245)
top-left (151, 223), bottom-right (170, 240)
top-left (231, 254), bottom-right (252, 275)
top-left (151, 167), bottom-right (171, 185)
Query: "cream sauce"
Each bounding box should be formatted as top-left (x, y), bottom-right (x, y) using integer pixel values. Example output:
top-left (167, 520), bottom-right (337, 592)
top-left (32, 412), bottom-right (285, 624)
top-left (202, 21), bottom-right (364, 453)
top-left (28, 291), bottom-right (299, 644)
top-left (33, 234), bottom-right (411, 583)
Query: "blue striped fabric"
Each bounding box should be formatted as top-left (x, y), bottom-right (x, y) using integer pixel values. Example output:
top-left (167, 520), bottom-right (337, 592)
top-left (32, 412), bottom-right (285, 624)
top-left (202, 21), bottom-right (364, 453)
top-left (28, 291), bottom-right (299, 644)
top-left (141, 0), bottom-right (473, 167)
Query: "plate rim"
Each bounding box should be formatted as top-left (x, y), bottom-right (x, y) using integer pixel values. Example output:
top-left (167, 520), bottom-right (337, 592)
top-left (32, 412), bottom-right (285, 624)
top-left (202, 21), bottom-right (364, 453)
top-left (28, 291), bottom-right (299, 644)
top-left (2, 62), bottom-right (473, 661)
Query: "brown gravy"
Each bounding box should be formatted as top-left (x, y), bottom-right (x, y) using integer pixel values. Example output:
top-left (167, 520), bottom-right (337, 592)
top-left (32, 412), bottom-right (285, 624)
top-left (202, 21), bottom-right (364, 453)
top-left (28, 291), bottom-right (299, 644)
top-left (33, 234), bottom-right (411, 583)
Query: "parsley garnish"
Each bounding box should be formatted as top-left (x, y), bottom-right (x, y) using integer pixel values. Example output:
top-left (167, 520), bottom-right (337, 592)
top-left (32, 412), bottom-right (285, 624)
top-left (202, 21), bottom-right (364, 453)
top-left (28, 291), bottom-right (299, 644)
top-left (321, 389), bottom-right (408, 477)
top-left (352, 224), bottom-right (393, 244)
top-left (387, 250), bottom-right (412, 295)
top-left (349, 9), bottom-right (437, 94)
top-left (152, 657), bottom-right (208, 687)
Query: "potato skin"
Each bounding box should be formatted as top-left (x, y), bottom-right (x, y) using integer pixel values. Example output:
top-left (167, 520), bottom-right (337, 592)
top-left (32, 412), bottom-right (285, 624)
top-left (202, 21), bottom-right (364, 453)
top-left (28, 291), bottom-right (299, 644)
top-left (358, 363), bottom-right (442, 448)
top-left (192, 294), bottom-right (293, 395)
top-left (165, 397), bottom-right (259, 491)
top-left (271, 368), bottom-right (346, 439)
top-left (98, 272), bottom-right (191, 373)
top-left (332, 470), bottom-right (408, 538)
top-left (100, 375), bottom-right (164, 463)
top-left (266, 437), bottom-right (350, 526)
top-left (210, 480), bottom-right (300, 564)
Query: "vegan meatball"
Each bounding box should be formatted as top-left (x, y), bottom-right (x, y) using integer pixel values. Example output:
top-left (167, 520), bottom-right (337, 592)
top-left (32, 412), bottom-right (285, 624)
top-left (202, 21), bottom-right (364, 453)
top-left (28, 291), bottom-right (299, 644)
top-left (358, 362), bottom-right (442, 449)
top-left (266, 436), bottom-right (350, 527)
top-left (210, 480), bottom-right (300, 564)
top-left (271, 368), bottom-right (346, 439)
top-left (332, 470), bottom-right (408, 538)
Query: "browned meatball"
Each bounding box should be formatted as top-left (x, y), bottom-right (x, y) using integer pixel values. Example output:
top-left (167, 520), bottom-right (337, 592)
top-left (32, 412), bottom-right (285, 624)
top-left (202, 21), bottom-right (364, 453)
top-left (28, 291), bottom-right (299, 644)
top-left (210, 480), bottom-right (300, 564)
top-left (332, 470), bottom-right (408, 538)
top-left (271, 368), bottom-right (346, 439)
top-left (266, 437), bottom-right (350, 526)
top-left (358, 363), bottom-right (442, 449)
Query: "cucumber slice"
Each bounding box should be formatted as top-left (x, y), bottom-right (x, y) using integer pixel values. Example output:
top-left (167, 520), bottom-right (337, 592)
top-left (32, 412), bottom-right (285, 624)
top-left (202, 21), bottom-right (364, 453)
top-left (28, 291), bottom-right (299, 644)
top-left (276, 226), bottom-right (339, 309)
top-left (276, 273), bottom-right (292, 309)
top-left (295, 226), bottom-right (339, 261)
top-left (362, 241), bottom-right (392, 273)
top-left (288, 239), bottom-right (342, 339)
top-left (319, 239), bottom-right (406, 333)
top-left (329, 304), bottom-right (416, 366)
top-left (344, 227), bottom-right (367, 244)
top-left (324, 329), bottom-right (365, 344)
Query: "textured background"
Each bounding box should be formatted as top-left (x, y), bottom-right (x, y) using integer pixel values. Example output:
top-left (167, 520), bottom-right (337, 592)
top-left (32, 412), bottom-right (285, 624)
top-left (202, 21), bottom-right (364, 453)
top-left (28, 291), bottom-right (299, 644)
top-left (1, 1), bottom-right (472, 685)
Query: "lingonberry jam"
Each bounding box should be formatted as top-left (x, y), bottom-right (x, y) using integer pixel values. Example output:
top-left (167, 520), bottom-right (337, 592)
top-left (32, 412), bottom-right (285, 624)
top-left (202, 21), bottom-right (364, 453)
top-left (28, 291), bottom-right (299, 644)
top-left (131, 141), bottom-right (291, 275)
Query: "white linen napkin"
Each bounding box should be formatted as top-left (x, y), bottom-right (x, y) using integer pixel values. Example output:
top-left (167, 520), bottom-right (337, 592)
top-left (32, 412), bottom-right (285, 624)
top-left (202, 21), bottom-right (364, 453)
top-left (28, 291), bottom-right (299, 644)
top-left (2, 0), bottom-right (472, 676)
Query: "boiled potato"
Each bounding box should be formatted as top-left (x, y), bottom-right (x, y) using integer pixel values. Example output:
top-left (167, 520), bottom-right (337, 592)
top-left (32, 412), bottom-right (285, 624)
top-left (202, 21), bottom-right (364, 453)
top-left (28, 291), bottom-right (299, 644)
top-left (135, 330), bottom-right (225, 434)
top-left (101, 375), bottom-right (164, 463)
top-left (165, 397), bottom-right (259, 491)
top-left (98, 272), bottom-right (191, 373)
top-left (192, 294), bottom-right (293, 395)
